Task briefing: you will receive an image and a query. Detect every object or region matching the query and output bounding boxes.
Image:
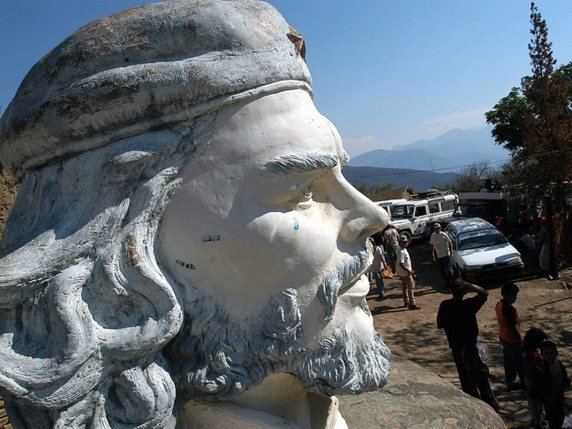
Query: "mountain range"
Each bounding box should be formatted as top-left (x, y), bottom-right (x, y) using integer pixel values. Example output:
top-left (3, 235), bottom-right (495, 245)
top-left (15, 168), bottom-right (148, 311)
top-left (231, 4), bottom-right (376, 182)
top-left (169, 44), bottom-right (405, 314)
top-left (348, 126), bottom-right (509, 172)
top-left (342, 166), bottom-right (457, 194)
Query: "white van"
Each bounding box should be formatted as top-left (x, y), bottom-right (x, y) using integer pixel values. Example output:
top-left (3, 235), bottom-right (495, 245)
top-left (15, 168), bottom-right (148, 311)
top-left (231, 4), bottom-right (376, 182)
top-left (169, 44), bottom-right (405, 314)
top-left (389, 193), bottom-right (458, 241)
top-left (374, 199), bottom-right (407, 217)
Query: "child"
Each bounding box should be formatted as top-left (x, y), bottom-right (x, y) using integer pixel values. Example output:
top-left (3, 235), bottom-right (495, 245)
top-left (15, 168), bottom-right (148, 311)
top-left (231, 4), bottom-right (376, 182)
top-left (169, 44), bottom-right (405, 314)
top-left (495, 282), bottom-right (525, 390)
top-left (531, 340), bottom-right (571, 429)
top-left (397, 235), bottom-right (420, 310)
top-left (523, 328), bottom-right (548, 428)
top-left (368, 237), bottom-right (388, 300)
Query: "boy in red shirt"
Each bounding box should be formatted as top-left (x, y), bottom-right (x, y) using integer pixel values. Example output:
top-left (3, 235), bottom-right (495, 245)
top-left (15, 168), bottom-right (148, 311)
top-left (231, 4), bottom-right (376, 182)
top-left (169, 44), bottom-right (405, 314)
top-left (495, 282), bottom-right (525, 390)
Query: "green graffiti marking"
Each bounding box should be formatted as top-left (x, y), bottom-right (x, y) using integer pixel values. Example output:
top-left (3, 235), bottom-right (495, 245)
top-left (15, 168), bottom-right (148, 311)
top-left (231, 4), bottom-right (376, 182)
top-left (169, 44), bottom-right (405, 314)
top-left (176, 259), bottom-right (196, 270)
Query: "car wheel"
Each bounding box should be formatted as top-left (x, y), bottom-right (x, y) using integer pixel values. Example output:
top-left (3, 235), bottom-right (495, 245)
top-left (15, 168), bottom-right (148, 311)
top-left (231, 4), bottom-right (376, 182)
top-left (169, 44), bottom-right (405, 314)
top-left (399, 230), bottom-right (412, 243)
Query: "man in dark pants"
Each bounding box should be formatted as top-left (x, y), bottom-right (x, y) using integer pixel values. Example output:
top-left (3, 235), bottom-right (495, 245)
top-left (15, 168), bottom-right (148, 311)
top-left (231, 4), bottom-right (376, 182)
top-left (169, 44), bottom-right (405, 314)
top-left (437, 279), bottom-right (499, 410)
top-left (430, 223), bottom-right (454, 286)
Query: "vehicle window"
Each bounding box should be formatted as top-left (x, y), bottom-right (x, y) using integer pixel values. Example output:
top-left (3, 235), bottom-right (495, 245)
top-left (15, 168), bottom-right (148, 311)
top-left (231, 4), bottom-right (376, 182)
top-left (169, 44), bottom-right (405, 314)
top-left (458, 228), bottom-right (507, 250)
top-left (415, 206), bottom-right (427, 217)
top-left (392, 205), bottom-right (414, 218)
top-left (445, 228), bottom-right (457, 248)
top-left (429, 202), bottom-right (440, 213)
top-left (446, 228), bottom-right (455, 240)
top-left (378, 206), bottom-right (390, 216)
top-left (442, 200), bottom-right (455, 211)
top-left (458, 204), bottom-right (487, 217)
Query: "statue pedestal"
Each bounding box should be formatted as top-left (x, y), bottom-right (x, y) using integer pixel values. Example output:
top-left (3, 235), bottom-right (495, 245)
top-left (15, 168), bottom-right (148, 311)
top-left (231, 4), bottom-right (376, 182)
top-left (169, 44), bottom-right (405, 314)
top-left (338, 356), bottom-right (505, 428)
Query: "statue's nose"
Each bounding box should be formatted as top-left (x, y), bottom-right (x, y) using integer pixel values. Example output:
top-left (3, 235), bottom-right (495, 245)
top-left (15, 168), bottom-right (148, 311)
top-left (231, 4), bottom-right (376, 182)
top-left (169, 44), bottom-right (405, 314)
top-left (337, 179), bottom-right (389, 243)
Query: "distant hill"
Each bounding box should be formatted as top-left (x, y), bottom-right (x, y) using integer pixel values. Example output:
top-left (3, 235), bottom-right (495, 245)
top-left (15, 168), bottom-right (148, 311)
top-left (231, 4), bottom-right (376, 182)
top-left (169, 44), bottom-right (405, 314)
top-left (349, 126), bottom-right (509, 172)
top-left (342, 166), bottom-right (457, 194)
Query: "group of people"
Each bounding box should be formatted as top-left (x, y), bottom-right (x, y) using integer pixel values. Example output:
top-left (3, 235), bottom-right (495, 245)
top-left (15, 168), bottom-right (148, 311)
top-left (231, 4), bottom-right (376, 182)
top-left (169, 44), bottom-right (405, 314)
top-left (367, 222), bottom-right (569, 427)
top-left (514, 205), bottom-right (555, 278)
top-left (368, 225), bottom-right (420, 310)
top-left (438, 280), bottom-right (570, 429)
top-left (368, 222), bottom-right (452, 311)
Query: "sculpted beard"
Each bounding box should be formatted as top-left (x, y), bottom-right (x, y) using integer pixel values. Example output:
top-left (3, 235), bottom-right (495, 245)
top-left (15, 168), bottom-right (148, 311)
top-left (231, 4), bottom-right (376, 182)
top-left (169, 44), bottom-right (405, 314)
top-left (166, 249), bottom-right (391, 401)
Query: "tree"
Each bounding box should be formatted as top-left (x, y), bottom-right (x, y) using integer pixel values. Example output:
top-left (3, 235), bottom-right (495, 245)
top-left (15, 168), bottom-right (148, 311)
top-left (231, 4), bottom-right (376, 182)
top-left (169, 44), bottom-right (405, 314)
top-left (486, 2), bottom-right (572, 279)
top-left (453, 161), bottom-right (501, 193)
top-left (486, 2), bottom-right (572, 189)
top-left (355, 183), bottom-right (394, 196)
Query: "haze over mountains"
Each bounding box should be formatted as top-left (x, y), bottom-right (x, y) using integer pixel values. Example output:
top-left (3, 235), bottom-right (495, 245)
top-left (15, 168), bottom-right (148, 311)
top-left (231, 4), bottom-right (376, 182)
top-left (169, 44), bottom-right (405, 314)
top-left (348, 126), bottom-right (509, 172)
top-left (342, 166), bottom-right (458, 194)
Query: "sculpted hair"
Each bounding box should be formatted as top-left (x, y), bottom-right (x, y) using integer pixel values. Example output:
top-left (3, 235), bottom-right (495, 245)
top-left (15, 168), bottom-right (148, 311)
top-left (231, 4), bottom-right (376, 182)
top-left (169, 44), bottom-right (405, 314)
top-left (0, 122), bottom-right (211, 427)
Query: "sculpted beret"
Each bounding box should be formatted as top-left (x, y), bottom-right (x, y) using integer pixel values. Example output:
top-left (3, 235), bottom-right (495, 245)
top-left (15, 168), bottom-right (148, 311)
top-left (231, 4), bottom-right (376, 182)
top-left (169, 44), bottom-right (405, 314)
top-left (0, 0), bottom-right (311, 175)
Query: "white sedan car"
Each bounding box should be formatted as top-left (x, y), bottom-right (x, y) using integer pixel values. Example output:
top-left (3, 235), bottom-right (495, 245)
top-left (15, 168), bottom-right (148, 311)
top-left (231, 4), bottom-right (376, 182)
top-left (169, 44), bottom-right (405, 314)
top-left (445, 217), bottom-right (524, 283)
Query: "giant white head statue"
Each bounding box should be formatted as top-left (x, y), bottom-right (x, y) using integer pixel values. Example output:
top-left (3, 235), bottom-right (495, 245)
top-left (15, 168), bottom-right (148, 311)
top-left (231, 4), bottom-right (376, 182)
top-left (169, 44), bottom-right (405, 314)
top-left (0, 1), bottom-right (390, 427)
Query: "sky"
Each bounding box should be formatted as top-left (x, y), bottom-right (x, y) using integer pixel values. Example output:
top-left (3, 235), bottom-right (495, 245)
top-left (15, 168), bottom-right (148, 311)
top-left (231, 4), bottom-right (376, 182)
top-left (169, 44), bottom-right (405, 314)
top-left (2, 1), bottom-right (572, 158)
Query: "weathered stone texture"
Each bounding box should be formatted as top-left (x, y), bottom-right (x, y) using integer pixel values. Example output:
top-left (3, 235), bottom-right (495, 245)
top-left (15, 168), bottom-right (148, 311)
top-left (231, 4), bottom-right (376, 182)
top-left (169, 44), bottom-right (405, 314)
top-left (339, 356), bottom-right (505, 428)
top-left (0, 166), bottom-right (18, 236)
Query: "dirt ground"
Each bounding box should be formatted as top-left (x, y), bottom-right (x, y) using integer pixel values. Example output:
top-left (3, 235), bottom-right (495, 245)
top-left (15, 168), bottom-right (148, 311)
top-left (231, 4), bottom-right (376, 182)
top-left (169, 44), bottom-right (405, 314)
top-left (369, 241), bottom-right (572, 428)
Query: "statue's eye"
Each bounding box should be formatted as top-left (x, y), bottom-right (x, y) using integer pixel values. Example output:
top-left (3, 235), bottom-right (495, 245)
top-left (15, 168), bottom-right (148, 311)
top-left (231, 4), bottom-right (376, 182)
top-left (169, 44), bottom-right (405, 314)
top-left (290, 186), bottom-right (314, 209)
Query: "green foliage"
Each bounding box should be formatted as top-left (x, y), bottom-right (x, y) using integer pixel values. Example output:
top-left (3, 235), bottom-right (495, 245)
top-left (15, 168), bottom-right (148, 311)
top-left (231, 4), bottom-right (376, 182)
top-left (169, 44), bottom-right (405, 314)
top-left (485, 87), bottom-right (530, 153)
top-left (486, 2), bottom-right (572, 188)
top-left (528, 2), bottom-right (555, 80)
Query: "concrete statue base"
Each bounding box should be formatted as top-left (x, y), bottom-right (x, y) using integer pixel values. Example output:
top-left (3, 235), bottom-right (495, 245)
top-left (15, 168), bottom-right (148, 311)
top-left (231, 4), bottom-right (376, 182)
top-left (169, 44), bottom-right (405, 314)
top-left (339, 356), bottom-right (505, 428)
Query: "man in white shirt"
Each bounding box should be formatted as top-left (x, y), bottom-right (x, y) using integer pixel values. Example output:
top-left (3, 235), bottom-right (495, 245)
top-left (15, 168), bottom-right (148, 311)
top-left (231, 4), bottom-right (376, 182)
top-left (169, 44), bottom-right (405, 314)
top-left (429, 223), bottom-right (454, 286)
top-left (383, 225), bottom-right (400, 273)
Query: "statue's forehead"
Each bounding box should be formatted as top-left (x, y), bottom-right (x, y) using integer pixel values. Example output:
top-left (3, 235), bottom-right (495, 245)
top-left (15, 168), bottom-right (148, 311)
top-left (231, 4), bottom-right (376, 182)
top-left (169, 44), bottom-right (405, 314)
top-left (199, 90), bottom-right (345, 164)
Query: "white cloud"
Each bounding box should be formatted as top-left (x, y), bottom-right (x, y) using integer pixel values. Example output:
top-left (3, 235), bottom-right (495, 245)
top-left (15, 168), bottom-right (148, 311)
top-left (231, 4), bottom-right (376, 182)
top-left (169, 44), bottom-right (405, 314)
top-left (420, 107), bottom-right (488, 138)
top-left (342, 135), bottom-right (393, 157)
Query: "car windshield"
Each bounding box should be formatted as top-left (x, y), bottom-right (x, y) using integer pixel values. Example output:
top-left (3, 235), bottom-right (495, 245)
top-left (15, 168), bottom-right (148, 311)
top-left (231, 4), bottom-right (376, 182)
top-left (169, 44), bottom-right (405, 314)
top-left (457, 204), bottom-right (488, 218)
top-left (458, 228), bottom-right (507, 250)
top-left (391, 204), bottom-right (414, 219)
top-left (378, 206), bottom-right (390, 216)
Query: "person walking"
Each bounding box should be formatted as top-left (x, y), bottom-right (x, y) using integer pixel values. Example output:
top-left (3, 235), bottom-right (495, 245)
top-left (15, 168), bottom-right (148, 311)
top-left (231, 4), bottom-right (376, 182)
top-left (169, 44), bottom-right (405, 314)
top-left (368, 237), bottom-right (388, 301)
top-left (495, 282), bottom-right (525, 391)
top-left (383, 224), bottom-right (400, 273)
top-left (396, 234), bottom-right (420, 310)
top-left (429, 223), bottom-right (454, 286)
top-left (437, 279), bottom-right (499, 410)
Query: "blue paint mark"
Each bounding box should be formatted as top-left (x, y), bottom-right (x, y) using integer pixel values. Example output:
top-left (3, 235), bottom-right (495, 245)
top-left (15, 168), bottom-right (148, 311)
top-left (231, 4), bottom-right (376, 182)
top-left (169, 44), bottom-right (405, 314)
top-left (202, 235), bottom-right (221, 242)
top-left (293, 217), bottom-right (300, 232)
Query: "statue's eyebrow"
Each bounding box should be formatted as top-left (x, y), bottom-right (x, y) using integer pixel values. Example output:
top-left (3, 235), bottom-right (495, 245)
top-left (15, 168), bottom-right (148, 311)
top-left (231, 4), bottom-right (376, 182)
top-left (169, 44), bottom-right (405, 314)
top-left (265, 152), bottom-right (341, 175)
